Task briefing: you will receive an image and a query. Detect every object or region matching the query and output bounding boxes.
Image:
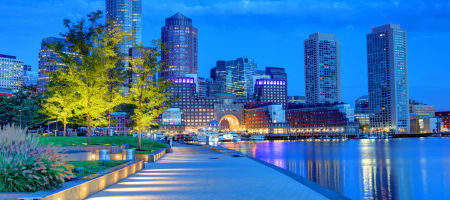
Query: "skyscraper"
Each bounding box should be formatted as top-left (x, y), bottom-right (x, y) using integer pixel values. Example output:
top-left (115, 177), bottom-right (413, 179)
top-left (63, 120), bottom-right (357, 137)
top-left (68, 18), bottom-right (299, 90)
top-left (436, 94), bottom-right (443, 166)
top-left (355, 95), bottom-right (370, 125)
top-left (161, 13), bottom-right (198, 78)
top-left (367, 24), bottom-right (409, 133)
top-left (304, 33), bottom-right (341, 105)
top-left (0, 54), bottom-right (24, 93)
top-left (106, 0), bottom-right (142, 53)
top-left (210, 57), bottom-right (257, 98)
top-left (37, 37), bottom-right (68, 92)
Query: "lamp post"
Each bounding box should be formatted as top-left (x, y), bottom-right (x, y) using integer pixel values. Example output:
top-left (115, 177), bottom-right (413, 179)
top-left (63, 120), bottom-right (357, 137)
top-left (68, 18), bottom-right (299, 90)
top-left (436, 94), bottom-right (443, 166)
top-left (19, 110), bottom-right (22, 128)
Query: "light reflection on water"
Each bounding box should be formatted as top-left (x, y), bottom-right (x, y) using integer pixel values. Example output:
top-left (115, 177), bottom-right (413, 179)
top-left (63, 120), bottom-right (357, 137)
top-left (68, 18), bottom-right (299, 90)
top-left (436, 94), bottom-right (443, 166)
top-left (221, 138), bottom-right (450, 200)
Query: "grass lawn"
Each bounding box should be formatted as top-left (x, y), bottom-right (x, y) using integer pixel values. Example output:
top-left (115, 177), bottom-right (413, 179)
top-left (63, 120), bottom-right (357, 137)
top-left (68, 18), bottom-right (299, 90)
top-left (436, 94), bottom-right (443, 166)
top-left (68, 160), bottom-right (128, 177)
top-left (39, 136), bottom-right (167, 153)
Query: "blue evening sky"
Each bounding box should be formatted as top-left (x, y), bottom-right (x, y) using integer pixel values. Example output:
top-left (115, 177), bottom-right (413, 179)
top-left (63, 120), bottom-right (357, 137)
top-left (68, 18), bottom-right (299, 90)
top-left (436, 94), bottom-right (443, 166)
top-left (0, 0), bottom-right (449, 110)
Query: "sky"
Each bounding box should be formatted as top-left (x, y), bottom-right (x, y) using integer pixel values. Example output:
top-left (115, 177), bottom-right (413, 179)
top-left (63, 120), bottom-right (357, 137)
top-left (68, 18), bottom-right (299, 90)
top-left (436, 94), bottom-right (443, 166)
top-left (0, 0), bottom-right (449, 110)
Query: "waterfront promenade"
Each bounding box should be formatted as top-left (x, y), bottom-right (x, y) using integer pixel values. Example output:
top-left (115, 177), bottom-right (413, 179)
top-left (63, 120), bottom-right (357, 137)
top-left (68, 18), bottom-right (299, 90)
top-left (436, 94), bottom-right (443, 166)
top-left (86, 143), bottom-right (338, 200)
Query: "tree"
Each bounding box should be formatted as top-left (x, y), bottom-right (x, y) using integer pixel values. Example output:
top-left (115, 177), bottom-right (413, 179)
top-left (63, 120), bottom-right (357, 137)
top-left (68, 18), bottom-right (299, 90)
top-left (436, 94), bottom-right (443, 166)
top-left (0, 86), bottom-right (44, 130)
top-left (40, 69), bottom-right (79, 136)
top-left (50, 11), bottom-right (128, 144)
top-left (127, 43), bottom-right (172, 149)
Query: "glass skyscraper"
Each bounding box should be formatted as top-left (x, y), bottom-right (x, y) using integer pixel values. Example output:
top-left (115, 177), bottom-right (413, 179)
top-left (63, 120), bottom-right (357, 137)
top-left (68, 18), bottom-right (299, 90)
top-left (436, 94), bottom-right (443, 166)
top-left (367, 24), bottom-right (409, 133)
top-left (105, 0), bottom-right (142, 53)
top-left (161, 12), bottom-right (198, 79)
top-left (304, 33), bottom-right (341, 105)
top-left (37, 37), bottom-right (68, 92)
top-left (211, 57), bottom-right (257, 98)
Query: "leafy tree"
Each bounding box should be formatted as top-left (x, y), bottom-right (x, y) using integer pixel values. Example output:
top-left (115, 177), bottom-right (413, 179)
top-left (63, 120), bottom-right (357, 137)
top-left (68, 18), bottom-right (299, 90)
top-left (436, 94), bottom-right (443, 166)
top-left (127, 43), bottom-right (172, 149)
top-left (40, 69), bottom-right (79, 136)
top-left (50, 11), bottom-right (129, 144)
top-left (0, 86), bottom-right (44, 130)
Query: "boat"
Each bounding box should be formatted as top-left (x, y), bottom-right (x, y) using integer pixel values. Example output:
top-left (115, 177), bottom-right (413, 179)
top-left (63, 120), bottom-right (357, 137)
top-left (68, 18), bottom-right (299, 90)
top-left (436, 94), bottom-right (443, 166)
top-left (230, 131), bottom-right (241, 142)
top-left (219, 132), bottom-right (233, 142)
top-left (250, 134), bottom-right (265, 141)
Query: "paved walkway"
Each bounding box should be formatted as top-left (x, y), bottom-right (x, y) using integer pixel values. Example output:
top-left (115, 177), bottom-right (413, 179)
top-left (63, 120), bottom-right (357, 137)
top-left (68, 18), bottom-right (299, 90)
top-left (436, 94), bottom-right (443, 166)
top-left (86, 143), bottom-right (330, 200)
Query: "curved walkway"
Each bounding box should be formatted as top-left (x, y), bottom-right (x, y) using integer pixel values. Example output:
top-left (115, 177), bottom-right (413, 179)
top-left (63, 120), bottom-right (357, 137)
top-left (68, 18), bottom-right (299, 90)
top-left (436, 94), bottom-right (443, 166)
top-left (86, 143), bottom-right (331, 200)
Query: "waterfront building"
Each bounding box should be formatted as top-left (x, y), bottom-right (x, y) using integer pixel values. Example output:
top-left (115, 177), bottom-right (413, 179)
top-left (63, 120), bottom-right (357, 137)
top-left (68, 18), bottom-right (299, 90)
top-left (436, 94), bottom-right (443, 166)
top-left (244, 104), bottom-right (290, 135)
top-left (161, 13), bottom-right (198, 78)
top-left (409, 99), bottom-right (435, 117)
top-left (211, 57), bottom-right (257, 98)
top-left (166, 77), bottom-right (215, 132)
top-left (304, 33), bottom-right (341, 105)
top-left (367, 24), bottom-right (409, 133)
top-left (37, 37), bottom-right (69, 92)
top-left (214, 93), bottom-right (245, 131)
top-left (254, 78), bottom-right (287, 107)
top-left (355, 95), bottom-right (370, 126)
top-left (288, 96), bottom-right (306, 105)
top-left (106, 0), bottom-right (142, 53)
top-left (287, 103), bottom-right (357, 134)
top-left (0, 54), bottom-right (24, 93)
top-left (435, 111), bottom-right (450, 132)
top-left (410, 115), bottom-right (442, 133)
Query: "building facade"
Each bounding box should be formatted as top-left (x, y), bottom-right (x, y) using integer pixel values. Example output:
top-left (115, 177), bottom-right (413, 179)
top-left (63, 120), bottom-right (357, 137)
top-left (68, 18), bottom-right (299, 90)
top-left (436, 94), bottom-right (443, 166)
top-left (367, 24), bottom-right (409, 133)
top-left (409, 99), bottom-right (435, 117)
top-left (254, 79), bottom-right (287, 107)
top-left (105, 0), bottom-right (142, 53)
top-left (435, 111), bottom-right (450, 132)
top-left (244, 105), bottom-right (290, 135)
top-left (0, 54), bottom-right (24, 93)
top-left (210, 57), bottom-right (257, 98)
top-left (355, 95), bottom-right (370, 125)
top-left (166, 77), bottom-right (215, 132)
top-left (161, 13), bottom-right (198, 78)
top-left (287, 103), bottom-right (356, 134)
top-left (37, 37), bottom-right (68, 92)
top-left (304, 33), bottom-right (341, 105)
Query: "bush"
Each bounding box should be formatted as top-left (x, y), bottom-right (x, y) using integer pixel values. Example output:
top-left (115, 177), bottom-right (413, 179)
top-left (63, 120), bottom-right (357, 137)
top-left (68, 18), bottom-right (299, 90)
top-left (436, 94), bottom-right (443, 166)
top-left (0, 125), bottom-right (74, 192)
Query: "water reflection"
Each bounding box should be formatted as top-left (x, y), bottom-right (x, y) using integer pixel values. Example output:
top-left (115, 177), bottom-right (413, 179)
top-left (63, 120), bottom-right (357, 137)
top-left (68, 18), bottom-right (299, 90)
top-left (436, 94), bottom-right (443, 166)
top-left (222, 138), bottom-right (450, 200)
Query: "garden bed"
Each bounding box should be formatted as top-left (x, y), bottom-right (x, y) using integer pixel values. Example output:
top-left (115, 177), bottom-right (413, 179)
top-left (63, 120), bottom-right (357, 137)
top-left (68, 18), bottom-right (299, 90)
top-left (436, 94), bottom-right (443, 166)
top-left (39, 136), bottom-right (167, 153)
top-left (69, 160), bottom-right (128, 177)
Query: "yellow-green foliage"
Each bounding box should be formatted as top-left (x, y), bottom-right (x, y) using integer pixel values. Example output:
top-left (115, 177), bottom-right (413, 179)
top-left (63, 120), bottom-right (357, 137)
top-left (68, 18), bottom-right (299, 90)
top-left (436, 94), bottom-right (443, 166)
top-left (0, 125), bottom-right (74, 192)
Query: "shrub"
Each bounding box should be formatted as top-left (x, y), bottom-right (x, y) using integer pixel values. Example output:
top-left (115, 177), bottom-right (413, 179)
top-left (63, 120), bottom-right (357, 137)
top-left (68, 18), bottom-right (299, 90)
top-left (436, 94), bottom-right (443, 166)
top-left (0, 125), bottom-right (74, 192)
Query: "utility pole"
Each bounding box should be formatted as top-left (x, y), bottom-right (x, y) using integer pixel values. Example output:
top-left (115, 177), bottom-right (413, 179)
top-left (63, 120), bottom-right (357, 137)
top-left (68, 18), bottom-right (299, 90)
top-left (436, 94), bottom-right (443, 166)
top-left (19, 110), bottom-right (22, 128)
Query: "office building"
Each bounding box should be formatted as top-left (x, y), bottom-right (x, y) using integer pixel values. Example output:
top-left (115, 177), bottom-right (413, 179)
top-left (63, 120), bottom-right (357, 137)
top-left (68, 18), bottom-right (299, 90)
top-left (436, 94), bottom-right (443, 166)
top-left (211, 57), bottom-right (257, 98)
top-left (161, 13), bottom-right (198, 78)
top-left (304, 33), bottom-right (341, 105)
top-left (37, 37), bottom-right (68, 92)
top-left (409, 99), bottom-right (435, 117)
top-left (106, 0), bottom-right (142, 53)
top-left (0, 54), bottom-right (24, 93)
top-left (367, 24), bottom-right (409, 133)
top-left (254, 79), bottom-right (287, 107)
top-left (355, 95), bottom-right (370, 125)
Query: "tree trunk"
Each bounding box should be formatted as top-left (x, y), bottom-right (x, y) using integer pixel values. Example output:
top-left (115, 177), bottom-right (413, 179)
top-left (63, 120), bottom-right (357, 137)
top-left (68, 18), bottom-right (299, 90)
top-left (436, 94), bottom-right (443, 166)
top-left (63, 116), bottom-right (67, 137)
top-left (138, 122), bottom-right (142, 150)
top-left (108, 110), bottom-right (111, 136)
top-left (87, 113), bottom-right (91, 144)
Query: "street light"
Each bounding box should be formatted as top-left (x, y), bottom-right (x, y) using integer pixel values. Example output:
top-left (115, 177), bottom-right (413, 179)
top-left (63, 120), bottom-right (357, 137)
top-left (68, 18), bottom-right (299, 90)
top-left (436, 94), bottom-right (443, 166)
top-left (19, 110), bottom-right (22, 128)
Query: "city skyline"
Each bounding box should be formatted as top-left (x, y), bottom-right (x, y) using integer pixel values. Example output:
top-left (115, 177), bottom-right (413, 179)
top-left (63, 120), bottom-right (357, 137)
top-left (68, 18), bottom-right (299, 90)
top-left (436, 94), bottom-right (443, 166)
top-left (0, 0), bottom-right (449, 110)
